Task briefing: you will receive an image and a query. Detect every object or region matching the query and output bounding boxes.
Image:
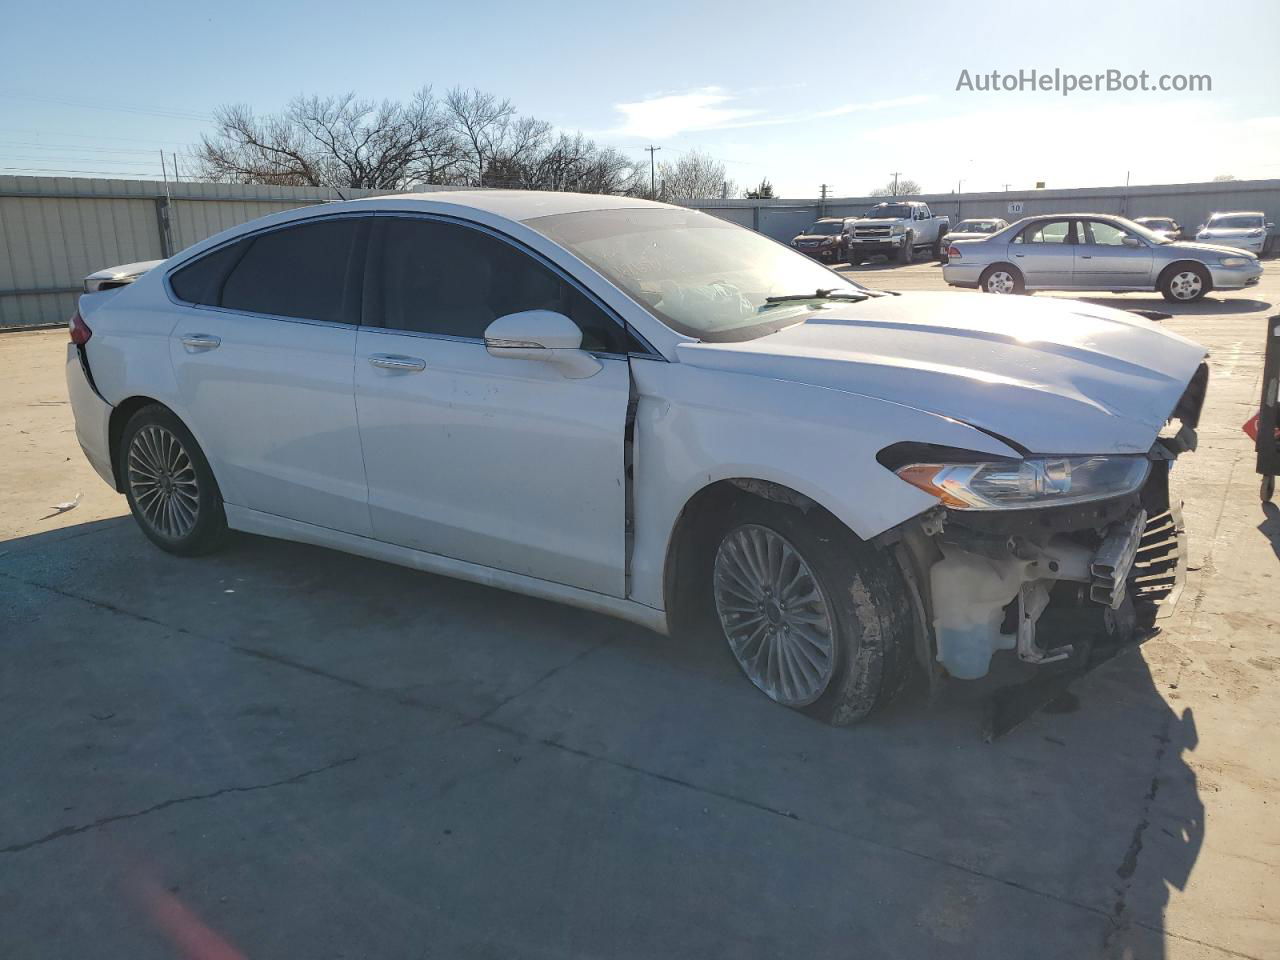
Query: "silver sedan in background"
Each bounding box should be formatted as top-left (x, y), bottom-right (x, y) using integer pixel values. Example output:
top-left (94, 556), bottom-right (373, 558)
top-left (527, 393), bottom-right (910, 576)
top-left (943, 213), bottom-right (1263, 302)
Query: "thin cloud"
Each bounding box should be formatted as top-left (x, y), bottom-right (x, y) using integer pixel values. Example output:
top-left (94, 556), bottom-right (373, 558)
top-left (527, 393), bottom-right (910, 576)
top-left (610, 88), bottom-right (933, 139)
top-left (612, 87), bottom-right (759, 139)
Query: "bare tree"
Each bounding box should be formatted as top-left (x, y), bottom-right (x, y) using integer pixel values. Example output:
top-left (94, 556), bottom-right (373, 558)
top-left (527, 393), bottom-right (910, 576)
top-left (869, 177), bottom-right (922, 197)
top-left (193, 88), bottom-right (462, 189)
top-left (192, 87), bottom-right (711, 198)
top-left (656, 151), bottom-right (736, 201)
top-left (1212, 173), bottom-right (1237, 182)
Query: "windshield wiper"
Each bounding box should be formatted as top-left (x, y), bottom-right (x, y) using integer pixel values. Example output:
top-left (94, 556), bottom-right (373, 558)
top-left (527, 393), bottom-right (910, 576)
top-left (764, 288), bottom-right (871, 305)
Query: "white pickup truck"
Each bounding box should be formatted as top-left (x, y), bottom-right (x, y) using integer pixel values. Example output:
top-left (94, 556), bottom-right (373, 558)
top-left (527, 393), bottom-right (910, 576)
top-left (846, 201), bottom-right (950, 265)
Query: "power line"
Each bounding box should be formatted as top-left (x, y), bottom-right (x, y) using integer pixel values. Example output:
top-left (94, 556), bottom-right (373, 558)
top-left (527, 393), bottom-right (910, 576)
top-left (0, 165), bottom-right (163, 176)
top-left (0, 140), bottom-right (166, 155)
top-left (0, 91), bottom-right (213, 122)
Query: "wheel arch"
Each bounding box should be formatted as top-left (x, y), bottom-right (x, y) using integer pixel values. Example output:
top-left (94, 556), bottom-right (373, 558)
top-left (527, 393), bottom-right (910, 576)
top-left (661, 477), bottom-right (835, 637)
top-left (107, 396), bottom-right (173, 492)
top-left (1157, 259), bottom-right (1213, 293)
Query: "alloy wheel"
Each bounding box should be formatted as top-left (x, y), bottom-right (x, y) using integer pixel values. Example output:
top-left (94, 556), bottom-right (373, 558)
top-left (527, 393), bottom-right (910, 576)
top-left (127, 424), bottom-right (200, 539)
top-left (712, 524), bottom-right (837, 706)
top-left (1169, 270), bottom-right (1203, 300)
top-left (986, 270), bottom-right (1016, 293)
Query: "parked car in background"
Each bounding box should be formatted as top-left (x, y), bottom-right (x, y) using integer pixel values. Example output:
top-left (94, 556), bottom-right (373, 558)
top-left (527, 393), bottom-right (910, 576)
top-left (944, 213), bottom-right (1263, 301)
top-left (846, 201), bottom-right (950, 265)
top-left (941, 218), bottom-right (1009, 245)
top-left (66, 192), bottom-right (1206, 724)
top-left (1195, 211), bottom-right (1272, 257)
top-left (1133, 216), bottom-right (1182, 241)
top-left (790, 217), bottom-right (853, 263)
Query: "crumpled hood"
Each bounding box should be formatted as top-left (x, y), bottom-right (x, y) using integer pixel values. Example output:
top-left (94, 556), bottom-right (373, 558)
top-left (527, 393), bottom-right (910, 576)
top-left (675, 292), bottom-right (1207, 454)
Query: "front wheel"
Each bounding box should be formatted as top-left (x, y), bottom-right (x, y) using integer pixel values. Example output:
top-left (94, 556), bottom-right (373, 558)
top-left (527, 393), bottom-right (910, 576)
top-left (897, 235), bottom-right (914, 264)
top-left (1160, 264), bottom-right (1209, 302)
top-left (709, 499), bottom-right (913, 725)
top-left (980, 264), bottom-right (1024, 294)
top-left (120, 405), bottom-right (228, 556)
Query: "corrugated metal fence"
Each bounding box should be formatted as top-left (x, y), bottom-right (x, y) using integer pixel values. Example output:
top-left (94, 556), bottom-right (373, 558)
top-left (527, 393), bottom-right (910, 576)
top-left (693, 178), bottom-right (1280, 244)
top-left (3, 174), bottom-right (1278, 328)
top-left (0, 178), bottom-right (453, 328)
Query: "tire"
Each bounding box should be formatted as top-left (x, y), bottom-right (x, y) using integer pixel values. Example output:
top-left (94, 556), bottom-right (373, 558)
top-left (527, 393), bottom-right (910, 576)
top-left (1160, 263), bottom-right (1210, 302)
top-left (934, 232), bottom-right (948, 263)
top-left (708, 498), bottom-right (913, 725)
top-left (119, 404), bottom-right (228, 556)
top-left (846, 252), bottom-right (863, 266)
top-left (979, 264), bottom-right (1024, 294)
top-left (897, 234), bottom-right (914, 265)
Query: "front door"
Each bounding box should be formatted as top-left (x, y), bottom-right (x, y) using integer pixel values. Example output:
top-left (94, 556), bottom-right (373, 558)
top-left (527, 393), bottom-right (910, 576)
top-left (1009, 218), bottom-right (1076, 287)
top-left (167, 216), bottom-right (372, 535)
top-left (353, 215), bottom-right (635, 597)
top-left (1074, 219), bottom-right (1155, 289)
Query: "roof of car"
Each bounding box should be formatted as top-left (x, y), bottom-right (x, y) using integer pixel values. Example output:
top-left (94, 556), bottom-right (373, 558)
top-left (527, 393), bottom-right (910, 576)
top-left (357, 189), bottom-right (670, 222)
top-left (1208, 210), bottom-right (1264, 216)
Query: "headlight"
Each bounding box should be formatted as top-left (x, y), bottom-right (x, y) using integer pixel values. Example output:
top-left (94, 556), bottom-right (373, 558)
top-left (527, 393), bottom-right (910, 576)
top-left (1219, 255), bottom-right (1252, 267)
top-left (895, 455), bottom-right (1150, 510)
top-left (890, 224), bottom-right (905, 235)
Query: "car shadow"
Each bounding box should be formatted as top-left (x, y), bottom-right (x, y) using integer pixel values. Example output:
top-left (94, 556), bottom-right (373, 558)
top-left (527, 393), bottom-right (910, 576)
top-left (1259, 500), bottom-right (1280, 563)
top-left (1070, 296), bottom-right (1273, 316)
top-left (1, 517), bottom-right (1208, 957)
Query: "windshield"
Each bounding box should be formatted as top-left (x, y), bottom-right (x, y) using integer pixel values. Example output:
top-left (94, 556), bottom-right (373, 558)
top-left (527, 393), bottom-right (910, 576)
top-left (804, 221), bottom-right (844, 235)
top-left (529, 208), bottom-right (868, 342)
top-left (1137, 218), bottom-right (1174, 230)
top-left (863, 204), bottom-right (914, 219)
top-left (953, 220), bottom-right (998, 233)
top-left (1206, 214), bottom-right (1263, 230)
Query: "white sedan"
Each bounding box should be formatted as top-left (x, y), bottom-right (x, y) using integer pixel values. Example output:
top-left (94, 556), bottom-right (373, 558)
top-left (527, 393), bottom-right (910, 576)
top-left (67, 191), bottom-right (1208, 723)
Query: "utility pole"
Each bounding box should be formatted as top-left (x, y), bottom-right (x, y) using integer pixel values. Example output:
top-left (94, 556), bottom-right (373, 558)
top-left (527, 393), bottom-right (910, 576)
top-left (819, 183), bottom-right (831, 216)
top-left (645, 145), bottom-right (661, 199)
top-left (890, 171), bottom-right (901, 196)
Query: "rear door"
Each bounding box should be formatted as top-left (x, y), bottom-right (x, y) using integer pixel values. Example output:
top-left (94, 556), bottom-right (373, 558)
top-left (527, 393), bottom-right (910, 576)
top-left (1074, 219), bottom-right (1155, 289)
top-left (1009, 219), bottom-right (1076, 287)
top-left (166, 216), bottom-right (372, 535)
top-left (353, 215), bottom-right (635, 596)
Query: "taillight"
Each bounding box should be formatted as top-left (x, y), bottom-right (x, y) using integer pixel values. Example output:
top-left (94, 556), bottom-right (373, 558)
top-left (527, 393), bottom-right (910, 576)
top-left (69, 309), bottom-right (92, 345)
top-left (947, 245), bottom-right (961, 259)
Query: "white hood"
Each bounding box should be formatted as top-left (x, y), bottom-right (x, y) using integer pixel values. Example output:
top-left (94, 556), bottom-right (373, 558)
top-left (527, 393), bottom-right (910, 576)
top-left (676, 292), bottom-right (1207, 455)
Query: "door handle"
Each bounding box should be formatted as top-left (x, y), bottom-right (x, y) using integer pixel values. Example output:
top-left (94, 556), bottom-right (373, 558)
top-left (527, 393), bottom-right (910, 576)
top-left (1014, 253), bottom-right (1024, 258)
top-left (181, 334), bottom-right (221, 350)
top-left (1080, 255), bottom-right (1093, 259)
top-left (369, 353), bottom-right (426, 372)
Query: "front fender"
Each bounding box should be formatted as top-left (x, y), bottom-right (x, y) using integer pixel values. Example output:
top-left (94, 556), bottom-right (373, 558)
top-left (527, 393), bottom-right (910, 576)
top-left (627, 360), bottom-right (1020, 609)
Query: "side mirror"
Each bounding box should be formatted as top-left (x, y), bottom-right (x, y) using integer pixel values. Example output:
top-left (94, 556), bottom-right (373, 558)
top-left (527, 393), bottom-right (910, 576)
top-left (1122, 236), bottom-right (1142, 248)
top-left (1268, 222), bottom-right (1276, 230)
top-left (484, 310), bottom-right (601, 379)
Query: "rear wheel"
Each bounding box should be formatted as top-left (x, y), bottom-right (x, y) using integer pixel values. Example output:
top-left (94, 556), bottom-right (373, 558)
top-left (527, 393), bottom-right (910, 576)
top-left (980, 264), bottom-right (1024, 294)
top-left (1160, 263), bottom-right (1209, 302)
top-left (709, 498), bottom-right (913, 725)
top-left (120, 405), bottom-right (227, 556)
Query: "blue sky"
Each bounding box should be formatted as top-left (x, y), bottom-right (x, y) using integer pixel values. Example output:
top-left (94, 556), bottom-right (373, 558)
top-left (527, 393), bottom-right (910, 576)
top-left (3, 0), bottom-right (1278, 197)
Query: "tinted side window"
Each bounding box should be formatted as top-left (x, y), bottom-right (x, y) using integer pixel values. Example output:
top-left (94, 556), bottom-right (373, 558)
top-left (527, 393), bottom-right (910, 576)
top-left (221, 218), bottom-right (361, 323)
top-left (169, 240), bottom-right (248, 305)
top-left (375, 218), bottom-right (635, 354)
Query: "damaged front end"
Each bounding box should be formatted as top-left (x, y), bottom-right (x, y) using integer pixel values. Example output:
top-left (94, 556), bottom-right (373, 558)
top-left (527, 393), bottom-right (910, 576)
top-left (877, 362), bottom-right (1206, 726)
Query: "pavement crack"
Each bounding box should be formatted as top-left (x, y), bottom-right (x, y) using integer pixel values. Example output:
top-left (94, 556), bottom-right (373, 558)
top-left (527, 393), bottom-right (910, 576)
top-left (465, 639), bottom-right (611, 726)
top-left (1, 754), bottom-right (360, 856)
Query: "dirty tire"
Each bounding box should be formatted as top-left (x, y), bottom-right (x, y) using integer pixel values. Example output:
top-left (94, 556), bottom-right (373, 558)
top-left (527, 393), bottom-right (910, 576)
top-left (897, 234), bottom-right (915, 265)
top-left (934, 232), bottom-right (948, 263)
top-left (120, 404), bottom-right (228, 556)
top-left (709, 498), bottom-right (913, 725)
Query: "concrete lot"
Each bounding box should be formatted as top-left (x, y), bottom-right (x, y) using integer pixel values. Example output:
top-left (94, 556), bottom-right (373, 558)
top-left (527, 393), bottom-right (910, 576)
top-left (2, 266), bottom-right (1277, 959)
